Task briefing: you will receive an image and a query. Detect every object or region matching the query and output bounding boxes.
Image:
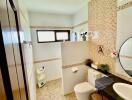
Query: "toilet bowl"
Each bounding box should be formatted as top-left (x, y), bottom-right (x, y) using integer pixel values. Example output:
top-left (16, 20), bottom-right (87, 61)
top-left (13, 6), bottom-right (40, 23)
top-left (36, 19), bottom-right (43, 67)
top-left (74, 68), bottom-right (101, 100)
top-left (74, 82), bottom-right (96, 100)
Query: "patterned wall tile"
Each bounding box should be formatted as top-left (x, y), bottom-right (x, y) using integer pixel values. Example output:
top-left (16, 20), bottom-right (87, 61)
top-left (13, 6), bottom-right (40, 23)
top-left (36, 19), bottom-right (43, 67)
top-left (88, 0), bottom-right (117, 73)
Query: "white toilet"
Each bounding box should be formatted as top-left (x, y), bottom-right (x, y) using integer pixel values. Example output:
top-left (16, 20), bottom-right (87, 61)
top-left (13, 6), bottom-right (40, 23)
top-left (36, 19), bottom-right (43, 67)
top-left (74, 68), bottom-right (101, 100)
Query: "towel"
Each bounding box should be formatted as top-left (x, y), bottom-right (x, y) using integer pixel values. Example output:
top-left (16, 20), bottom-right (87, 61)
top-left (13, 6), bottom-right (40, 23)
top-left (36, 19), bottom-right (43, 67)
top-left (95, 76), bottom-right (114, 90)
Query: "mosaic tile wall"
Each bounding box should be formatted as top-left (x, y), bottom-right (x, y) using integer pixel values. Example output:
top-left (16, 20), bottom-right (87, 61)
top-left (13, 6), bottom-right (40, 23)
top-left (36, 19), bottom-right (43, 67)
top-left (88, 0), bottom-right (117, 73)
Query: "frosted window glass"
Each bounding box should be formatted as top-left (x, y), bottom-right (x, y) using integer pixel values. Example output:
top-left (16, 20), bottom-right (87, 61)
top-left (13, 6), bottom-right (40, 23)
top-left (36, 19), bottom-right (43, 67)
top-left (56, 32), bottom-right (68, 40)
top-left (37, 31), bottom-right (55, 42)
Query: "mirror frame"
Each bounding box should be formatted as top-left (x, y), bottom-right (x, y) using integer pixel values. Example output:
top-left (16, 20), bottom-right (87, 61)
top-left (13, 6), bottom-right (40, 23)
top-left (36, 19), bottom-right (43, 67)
top-left (118, 37), bottom-right (132, 77)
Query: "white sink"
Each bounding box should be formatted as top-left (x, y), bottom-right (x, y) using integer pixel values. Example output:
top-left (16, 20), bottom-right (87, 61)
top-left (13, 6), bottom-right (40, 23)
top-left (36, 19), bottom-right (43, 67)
top-left (113, 83), bottom-right (132, 100)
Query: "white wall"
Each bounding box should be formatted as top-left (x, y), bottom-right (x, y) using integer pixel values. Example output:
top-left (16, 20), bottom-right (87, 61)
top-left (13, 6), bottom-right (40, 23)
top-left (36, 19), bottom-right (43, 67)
top-left (29, 4), bottom-right (88, 82)
top-left (62, 65), bottom-right (88, 95)
top-left (61, 42), bottom-right (89, 66)
top-left (29, 12), bottom-right (72, 27)
top-left (71, 4), bottom-right (88, 41)
top-left (29, 12), bottom-right (73, 81)
top-left (61, 41), bottom-right (89, 95)
top-left (28, 4), bottom-right (89, 97)
top-left (116, 6), bottom-right (132, 77)
top-left (72, 4), bottom-right (88, 26)
top-left (31, 32), bottom-right (62, 61)
top-left (31, 29), bottom-right (62, 81)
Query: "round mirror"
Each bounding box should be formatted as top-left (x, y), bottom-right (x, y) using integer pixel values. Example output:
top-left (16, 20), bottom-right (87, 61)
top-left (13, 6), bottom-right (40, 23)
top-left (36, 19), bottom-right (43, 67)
top-left (119, 37), bottom-right (132, 76)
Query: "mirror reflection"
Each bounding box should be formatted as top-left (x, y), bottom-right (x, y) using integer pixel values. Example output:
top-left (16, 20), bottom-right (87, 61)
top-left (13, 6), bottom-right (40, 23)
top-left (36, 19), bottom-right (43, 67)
top-left (119, 37), bottom-right (132, 76)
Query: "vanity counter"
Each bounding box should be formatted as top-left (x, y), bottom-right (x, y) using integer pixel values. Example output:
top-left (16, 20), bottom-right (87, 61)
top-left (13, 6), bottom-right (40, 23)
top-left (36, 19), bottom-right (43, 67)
top-left (101, 74), bottom-right (132, 100)
top-left (88, 67), bottom-right (132, 100)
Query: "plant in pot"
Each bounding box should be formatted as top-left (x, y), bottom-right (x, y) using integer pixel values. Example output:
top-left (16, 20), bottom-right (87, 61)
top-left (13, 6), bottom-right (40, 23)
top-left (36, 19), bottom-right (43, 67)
top-left (99, 64), bottom-right (110, 74)
top-left (85, 59), bottom-right (93, 67)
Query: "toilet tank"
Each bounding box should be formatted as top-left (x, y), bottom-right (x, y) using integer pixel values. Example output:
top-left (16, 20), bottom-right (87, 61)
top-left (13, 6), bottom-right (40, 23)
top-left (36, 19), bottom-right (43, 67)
top-left (88, 68), bottom-right (101, 86)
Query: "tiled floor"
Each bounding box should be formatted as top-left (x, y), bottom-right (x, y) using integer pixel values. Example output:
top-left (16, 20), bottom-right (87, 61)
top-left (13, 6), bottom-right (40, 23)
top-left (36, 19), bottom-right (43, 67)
top-left (37, 79), bottom-right (77, 100)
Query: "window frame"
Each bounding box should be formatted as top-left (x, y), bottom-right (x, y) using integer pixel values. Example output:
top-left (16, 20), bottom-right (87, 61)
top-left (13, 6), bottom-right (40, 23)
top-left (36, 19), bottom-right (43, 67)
top-left (36, 30), bottom-right (70, 43)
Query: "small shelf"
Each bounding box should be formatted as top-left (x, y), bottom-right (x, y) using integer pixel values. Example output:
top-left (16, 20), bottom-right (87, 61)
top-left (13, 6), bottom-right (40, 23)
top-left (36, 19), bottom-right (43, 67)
top-left (36, 67), bottom-right (46, 88)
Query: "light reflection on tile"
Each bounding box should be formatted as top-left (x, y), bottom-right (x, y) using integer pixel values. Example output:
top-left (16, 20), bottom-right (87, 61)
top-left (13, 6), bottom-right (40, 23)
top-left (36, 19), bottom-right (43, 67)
top-left (37, 79), bottom-right (77, 100)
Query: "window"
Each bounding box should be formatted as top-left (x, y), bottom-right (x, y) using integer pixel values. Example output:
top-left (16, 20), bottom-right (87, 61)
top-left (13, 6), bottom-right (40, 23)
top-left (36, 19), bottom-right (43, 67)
top-left (37, 30), bottom-right (70, 43)
top-left (37, 31), bottom-right (55, 42)
top-left (56, 31), bottom-right (69, 41)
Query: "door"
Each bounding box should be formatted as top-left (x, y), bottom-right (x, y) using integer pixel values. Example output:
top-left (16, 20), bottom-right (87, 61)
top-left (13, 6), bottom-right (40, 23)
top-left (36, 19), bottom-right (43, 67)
top-left (0, 24), bottom-right (7, 100)
top-left (0, 0), bottom-right (15, 99)
top-left (0, 70), bottom-right (6, 100)
top-left (6, 0), bottom-right (28, 99)
top-left (0, 0), bottom-right (28, 99)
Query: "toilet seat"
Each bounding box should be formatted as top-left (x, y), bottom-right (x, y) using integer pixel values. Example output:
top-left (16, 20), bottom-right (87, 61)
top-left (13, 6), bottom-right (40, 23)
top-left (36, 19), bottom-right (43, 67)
top-left (74, 82), bottom-right (96, 93)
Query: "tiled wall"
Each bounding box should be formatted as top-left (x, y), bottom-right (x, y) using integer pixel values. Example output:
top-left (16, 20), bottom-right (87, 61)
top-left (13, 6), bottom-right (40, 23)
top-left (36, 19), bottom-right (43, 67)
top-left (88, 0), bottom-right (117, 73)
top-left (61, 41), bottom-right (89, 95)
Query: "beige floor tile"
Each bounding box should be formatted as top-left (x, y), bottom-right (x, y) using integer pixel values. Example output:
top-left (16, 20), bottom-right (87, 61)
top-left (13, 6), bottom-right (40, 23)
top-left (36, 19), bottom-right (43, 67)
top-left (37, 79), bottom-right (77, 100)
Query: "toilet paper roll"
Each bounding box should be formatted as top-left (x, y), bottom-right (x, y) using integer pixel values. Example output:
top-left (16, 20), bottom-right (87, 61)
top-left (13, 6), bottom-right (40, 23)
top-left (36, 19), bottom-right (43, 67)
top-left (71, 67), bottom-right (78, 73)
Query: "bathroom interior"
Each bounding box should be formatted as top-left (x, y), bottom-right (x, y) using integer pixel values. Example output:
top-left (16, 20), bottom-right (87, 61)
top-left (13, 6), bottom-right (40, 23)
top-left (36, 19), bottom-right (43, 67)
top-left (0, 0), bottom-right (132, 100)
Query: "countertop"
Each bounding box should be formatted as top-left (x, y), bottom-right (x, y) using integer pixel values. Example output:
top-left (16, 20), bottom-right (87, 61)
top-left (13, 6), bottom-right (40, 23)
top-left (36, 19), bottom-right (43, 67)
top-left (89, 66), bottom-right (132, 100)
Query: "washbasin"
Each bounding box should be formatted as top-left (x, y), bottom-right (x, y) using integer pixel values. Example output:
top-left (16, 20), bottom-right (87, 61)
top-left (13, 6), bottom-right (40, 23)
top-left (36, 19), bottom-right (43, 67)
top-left (113, 83), bottom-right (132, 100)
